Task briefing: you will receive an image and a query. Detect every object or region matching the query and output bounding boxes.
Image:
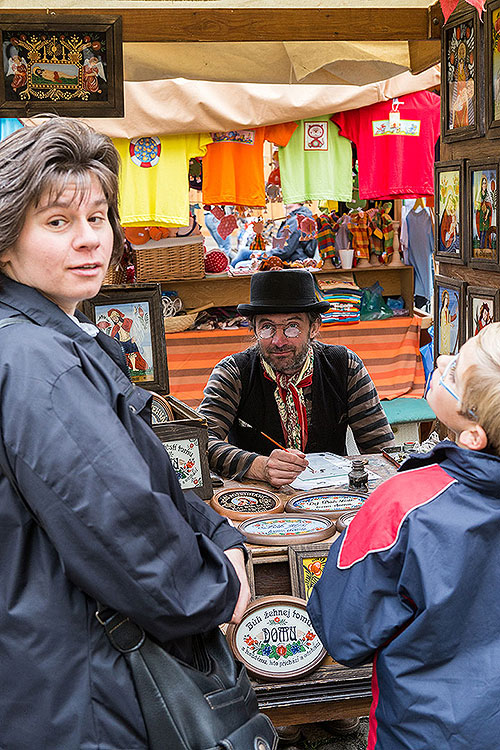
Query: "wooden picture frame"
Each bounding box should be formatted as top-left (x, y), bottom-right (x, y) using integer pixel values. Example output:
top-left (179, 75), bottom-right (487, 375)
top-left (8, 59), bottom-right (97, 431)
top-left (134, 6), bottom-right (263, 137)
top-left (466, 285), bottom-right (500, 339)
top-left (152, 422), bottom-right (212, 500)
top-left (239, 514), bottom-right (336, 547)
top-left (434, 160), bottom-right (466, 265)
top-left (82, 283), bottom-right (169, 393)
top-left (0, 14), bottom-right (123, 117)
top-left (466, 159), bottom-right (500, 269)
top-left (441, 6), bottom-right (483, 143)
top-left (225, 595), bottom-right (326, 682)
top-left (434, 275), bottom-right (466, 362)
top-left (485, 0), bottom-right (500, 138)
top-left (288, 543), bottom-right (332, 601)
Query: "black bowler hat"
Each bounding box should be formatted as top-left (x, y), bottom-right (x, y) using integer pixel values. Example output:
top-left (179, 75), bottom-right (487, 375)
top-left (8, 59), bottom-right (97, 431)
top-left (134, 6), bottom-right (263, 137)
top-left (237, 269), bottom-right (330, 315)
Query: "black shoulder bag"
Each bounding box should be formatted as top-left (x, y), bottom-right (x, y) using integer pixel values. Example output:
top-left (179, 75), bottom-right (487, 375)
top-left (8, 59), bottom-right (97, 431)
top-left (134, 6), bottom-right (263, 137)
top-left (96, 606), bottom-right (277, 750)
top-left (0, 317), bottom-right (276, 750)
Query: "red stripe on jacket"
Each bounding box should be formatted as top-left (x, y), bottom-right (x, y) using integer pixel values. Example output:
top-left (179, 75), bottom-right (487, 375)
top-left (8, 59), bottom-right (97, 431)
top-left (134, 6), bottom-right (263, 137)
top-left (338, 464), bottom-right (456, 569)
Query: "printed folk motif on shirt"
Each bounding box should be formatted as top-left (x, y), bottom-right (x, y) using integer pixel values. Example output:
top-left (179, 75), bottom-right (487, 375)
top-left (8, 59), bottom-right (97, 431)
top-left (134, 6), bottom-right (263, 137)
top-left (371, 119), bottom-right (421, 137)
top-left (129, 136), bottom-right (161, 168)
top-left (211, 130), bottom-right (256, 145)
top-left (304, 122), bottom-right (328, 151)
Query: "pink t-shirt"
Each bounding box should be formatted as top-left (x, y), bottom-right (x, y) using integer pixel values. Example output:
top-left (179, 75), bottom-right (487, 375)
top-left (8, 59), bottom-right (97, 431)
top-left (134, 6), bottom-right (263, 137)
top-left (331, 91), bottom-right (440, 200)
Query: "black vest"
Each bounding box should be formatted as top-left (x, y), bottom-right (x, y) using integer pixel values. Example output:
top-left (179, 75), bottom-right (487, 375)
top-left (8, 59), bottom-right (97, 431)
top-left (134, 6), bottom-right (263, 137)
top-left (228, 341), bottom-right (349, 456)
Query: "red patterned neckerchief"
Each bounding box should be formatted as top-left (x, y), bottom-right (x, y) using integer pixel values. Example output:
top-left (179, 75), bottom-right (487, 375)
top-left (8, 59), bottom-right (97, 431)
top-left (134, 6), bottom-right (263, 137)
top-left (261, 346), bottom-right (314, 451)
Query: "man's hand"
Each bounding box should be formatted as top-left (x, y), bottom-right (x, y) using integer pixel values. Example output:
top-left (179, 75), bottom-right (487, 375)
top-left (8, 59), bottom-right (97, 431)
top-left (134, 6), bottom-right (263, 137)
top-left (224, 547), bottom-right (251, 624)
top-left (246, 449), bottom-right (308, 487)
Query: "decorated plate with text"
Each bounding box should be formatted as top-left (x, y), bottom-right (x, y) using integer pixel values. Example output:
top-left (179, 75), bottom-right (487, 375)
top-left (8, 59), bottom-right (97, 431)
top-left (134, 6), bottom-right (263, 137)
top-left (336, 510), bottom-right (359, 533)
top-left (211, 487), bottom-right (282, 521)
top-left (151, 393), bottom-right (175, 424)
top-left (226, 595), bottom-right (326, 681)
top-left (239, 513), bottom-right (335, 546)
top-left (285, 490), bottom-right (366, 520)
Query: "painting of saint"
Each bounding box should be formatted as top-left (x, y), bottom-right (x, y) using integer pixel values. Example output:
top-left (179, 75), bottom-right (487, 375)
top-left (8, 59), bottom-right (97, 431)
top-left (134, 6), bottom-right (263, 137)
top-left (95, 301), bottom-right (154, 382)
top-left (438, 170), bottom-right (461, 256)
top-left (447, 21), bottom-right (475, 130)
top-left (473, 299), bottom-right (494, 335)
top-left (438, 287), bottom-right (460, 356)
top-left (471, 169), bottom-right (497, 259)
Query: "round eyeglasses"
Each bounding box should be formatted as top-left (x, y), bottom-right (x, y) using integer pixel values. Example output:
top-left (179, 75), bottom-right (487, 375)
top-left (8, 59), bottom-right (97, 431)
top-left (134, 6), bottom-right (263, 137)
top-left (256, 323), bottom-right (301, 340)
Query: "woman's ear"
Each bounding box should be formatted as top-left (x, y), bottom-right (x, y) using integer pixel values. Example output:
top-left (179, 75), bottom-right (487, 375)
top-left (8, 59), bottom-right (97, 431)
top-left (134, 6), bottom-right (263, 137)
top-left (457, 423), bottom-right (488, 452)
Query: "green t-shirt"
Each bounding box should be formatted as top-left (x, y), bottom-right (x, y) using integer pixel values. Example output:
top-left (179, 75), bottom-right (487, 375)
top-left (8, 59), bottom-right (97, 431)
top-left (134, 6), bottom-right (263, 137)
top-left (278, 118), bottom-right (353, 203)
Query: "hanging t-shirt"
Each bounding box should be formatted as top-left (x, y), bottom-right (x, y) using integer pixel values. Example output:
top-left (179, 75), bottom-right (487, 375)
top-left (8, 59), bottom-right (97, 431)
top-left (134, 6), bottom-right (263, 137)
top-left (202, 122), bottom-right (297, 207)
top-left (331, 91), bottom-right (440, 200)
top-left (406, 208), bottom-right (434, 302)
top-left (0, 118), bottom-right (23, 140)
top-left (114, 133), bottom-right (212, 227)
top-left (278, 118), bottom-right (352, 203)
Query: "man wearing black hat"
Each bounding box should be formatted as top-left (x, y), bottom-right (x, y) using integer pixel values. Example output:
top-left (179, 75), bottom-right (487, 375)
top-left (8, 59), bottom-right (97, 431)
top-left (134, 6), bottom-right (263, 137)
top-left (199, 269), bottom-right (394, 487)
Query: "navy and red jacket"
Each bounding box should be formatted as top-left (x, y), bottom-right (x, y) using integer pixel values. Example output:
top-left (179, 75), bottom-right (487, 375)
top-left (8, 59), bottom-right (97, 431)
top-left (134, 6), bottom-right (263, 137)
top-left (308, 440), bottom-right (500, 749)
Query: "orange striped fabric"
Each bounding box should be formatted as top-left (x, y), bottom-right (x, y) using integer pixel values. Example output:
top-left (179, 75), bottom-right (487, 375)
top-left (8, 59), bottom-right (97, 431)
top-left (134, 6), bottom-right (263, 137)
top-left (165, 316), bottom-right (425, 408)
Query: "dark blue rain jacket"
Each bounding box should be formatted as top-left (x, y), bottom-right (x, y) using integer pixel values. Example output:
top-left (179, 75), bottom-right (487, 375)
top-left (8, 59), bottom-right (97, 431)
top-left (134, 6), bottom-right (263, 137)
top-left (308, 441), bottom-right (500, 749)
top-left (0, 276), bottom-right (244, 749)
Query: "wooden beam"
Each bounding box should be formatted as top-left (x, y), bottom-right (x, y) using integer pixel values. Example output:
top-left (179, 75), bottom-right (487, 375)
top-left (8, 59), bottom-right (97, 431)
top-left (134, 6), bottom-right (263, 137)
top-left (0, 7), bottom-right (433, 42)
top-left (409, 40), bottom-right (441, 74)
top-left (428, 1), bottom-right (444, 39)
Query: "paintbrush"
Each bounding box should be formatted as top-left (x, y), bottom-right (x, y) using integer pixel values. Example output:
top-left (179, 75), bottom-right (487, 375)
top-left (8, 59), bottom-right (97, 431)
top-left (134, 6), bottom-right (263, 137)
top-left (238, 418), bottom-right (290, 453)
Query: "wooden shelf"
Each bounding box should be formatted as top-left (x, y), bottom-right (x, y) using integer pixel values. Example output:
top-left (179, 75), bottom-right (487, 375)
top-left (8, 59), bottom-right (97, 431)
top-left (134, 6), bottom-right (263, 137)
top-left (162, 264), bottom-right (414, 314)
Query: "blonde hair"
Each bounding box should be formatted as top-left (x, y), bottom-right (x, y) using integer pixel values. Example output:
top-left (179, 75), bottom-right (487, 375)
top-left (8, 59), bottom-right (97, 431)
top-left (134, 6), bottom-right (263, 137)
top-left (460, 323), bottom-right (500, 454)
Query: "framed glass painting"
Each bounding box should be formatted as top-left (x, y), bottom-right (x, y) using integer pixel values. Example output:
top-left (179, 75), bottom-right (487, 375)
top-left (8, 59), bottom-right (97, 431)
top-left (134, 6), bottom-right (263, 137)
top-left (466, 285), bottom-right (500, 339)
top-left (434, 160), bottom-right (466, 264)
top-left (288, 543), bottom-right (332, 601)
top-left (466, 159), bottom-right (500, 270)
top-left (485, 0), bottom-right (500, 138)
top-left (82, 282), bottom-right (169, 392)
top-left (441, 7), bottom-right (482, 143)
top-left (434, 275), bottom-right (466, 363)
top-left (0, 14), bottom-right (123, 117)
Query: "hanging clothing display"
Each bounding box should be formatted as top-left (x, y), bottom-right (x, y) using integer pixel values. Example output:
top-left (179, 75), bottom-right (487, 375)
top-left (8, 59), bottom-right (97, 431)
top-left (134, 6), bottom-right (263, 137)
top-left (331, 90), bottom-right (440, 200)
top-left (277, 118), bottom-right (353, 204)
top-left (405, 207), bottom-right (434, 304)
top-left (114, 133), bottom-right (212, 227)
top-left (202, 122), bottom-right (297, 207)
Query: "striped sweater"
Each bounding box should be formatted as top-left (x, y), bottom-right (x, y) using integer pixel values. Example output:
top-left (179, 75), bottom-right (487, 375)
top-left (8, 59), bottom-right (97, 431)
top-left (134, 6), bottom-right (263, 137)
top-left (198, 344), bottom-right (394, 480)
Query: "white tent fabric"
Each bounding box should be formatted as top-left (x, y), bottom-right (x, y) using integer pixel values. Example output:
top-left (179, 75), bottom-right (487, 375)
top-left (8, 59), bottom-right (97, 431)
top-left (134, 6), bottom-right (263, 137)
top-left (66, 65), bottom-right (440, 138)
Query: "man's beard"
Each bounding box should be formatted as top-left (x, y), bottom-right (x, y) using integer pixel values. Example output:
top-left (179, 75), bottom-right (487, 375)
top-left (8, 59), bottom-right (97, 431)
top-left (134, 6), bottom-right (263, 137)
top-left (259, 340), bottom-right (310, 375)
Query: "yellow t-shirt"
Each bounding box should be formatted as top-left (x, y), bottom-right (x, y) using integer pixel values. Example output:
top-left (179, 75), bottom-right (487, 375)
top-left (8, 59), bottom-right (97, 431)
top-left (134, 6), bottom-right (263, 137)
top-left (115, 133), bottom-right (212, 227)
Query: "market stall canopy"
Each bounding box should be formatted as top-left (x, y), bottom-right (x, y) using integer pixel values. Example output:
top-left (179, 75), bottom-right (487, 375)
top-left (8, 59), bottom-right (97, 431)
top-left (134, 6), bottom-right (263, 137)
top-left (32, 65), bottom-right (437, 138)
top-left (5, 1), bottom-right (443, 81)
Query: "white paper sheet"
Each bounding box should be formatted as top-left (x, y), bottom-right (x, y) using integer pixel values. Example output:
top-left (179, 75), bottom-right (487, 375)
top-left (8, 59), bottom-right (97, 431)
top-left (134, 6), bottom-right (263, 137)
top-left (290, 452), bottom-right (379, 491)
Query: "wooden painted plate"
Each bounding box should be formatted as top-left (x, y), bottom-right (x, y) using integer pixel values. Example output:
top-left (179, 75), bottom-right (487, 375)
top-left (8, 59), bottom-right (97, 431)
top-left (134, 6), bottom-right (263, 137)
top-left (336, 510), bottom-right (359, 533)
top-left (151, 393), bottom-right (175, 424)
top-left (211, 487), bottom-right (281, 521)
top-left (226, 595), bottom-right (326, 681)
top-left (284, 490), bottom-right (367, 520)
top-left (239, 513), bottom-right (335, 546)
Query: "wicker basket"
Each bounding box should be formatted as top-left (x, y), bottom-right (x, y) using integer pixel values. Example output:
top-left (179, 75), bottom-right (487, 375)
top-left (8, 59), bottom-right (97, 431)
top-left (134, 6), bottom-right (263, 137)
top-left (133, 235), bottom-right (205, 282)
top-left (163, 312), bottom-right (198, 333)
top-left (103, 262), bottom-right (127, 285)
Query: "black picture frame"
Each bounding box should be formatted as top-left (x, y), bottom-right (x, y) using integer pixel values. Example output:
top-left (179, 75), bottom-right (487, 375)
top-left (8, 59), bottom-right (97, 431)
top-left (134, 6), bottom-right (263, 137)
top-left (485, 0), bottom-right (500, 138)
top-left (81, 282), bottom-right (169, 393)
top-left (288, 543), bottom-right (332, 601)
top-left (466, 285), bottom-right (500, 339)
top-left (466, 158), bottom-right (500, 270)
top-left (0, 14), bottom-right (123, 117)
top-left (441, 6), bottom-right (483, 143)
top-left (434, 160), bottom-right (466, 265)
top-left (434, 275), bottom-right (466, 362)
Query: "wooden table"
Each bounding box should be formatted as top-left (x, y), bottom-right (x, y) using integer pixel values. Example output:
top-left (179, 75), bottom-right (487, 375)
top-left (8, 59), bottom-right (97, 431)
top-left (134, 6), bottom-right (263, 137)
top-left (217, 454), bottom-right (396, 726)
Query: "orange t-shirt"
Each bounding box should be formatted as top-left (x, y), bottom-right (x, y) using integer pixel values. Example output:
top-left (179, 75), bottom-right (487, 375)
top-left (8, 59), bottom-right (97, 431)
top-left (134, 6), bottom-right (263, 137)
top-left (202, 122), bottom-right (298, 207)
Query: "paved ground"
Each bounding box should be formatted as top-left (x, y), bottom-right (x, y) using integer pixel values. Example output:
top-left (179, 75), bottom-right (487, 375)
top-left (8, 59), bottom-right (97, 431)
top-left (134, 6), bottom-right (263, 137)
top-left (279, 719), bottom-right (369, 750)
